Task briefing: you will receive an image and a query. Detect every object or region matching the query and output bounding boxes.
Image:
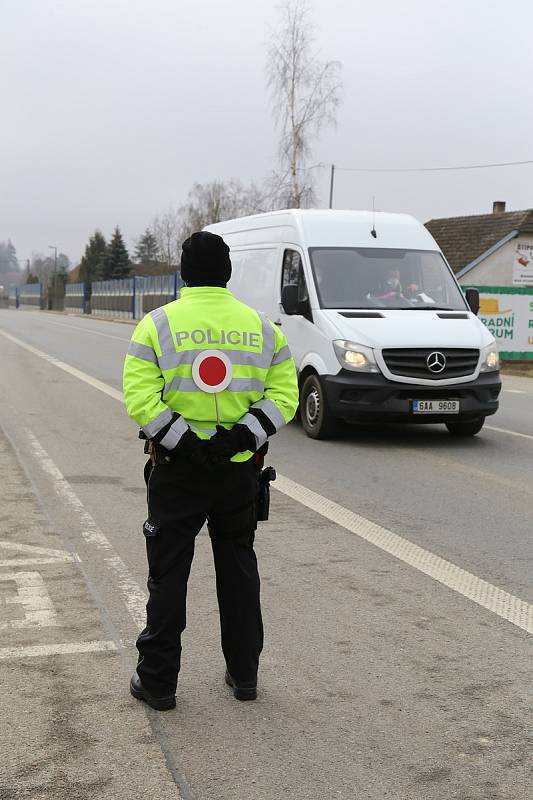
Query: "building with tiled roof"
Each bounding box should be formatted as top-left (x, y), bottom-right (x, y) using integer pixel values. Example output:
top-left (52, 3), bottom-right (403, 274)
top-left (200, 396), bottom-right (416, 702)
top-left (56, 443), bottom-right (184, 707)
top-left (425, 202), bottom-right (533, 286)
top-left (67, 264), bottom-right (82, 283)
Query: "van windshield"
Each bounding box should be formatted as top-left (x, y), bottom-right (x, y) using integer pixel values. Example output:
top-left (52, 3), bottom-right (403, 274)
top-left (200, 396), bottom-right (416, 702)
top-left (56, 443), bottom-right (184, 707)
top-left (308, 247), bottom-right (468, 311)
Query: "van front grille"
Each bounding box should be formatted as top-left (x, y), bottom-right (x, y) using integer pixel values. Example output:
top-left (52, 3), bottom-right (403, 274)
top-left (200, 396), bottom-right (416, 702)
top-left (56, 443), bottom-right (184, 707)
top-left (382, 348), bottom-right (479, 380)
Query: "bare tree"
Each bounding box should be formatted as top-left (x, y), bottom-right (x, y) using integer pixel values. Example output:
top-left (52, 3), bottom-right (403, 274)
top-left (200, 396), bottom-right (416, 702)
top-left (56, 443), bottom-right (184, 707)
top-left (30, 251), bottom-right (71, 286)
top-left (152, 207), bottom-right (182, 272)
top-left (181, 181), bottom-right (230, 233)
top-left (267, 0), bottom-right (342, 208)
top-left (179, 179), bottom-right (267, 238)
top-left (30, 253), bottom-right (54, 285)
top-left (149, 180), bottom-right (272, 272)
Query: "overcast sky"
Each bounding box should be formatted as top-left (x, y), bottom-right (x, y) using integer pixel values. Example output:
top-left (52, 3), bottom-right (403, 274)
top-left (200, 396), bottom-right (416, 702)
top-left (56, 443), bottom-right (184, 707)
top-left (2, 0), bottom-right (533, 265)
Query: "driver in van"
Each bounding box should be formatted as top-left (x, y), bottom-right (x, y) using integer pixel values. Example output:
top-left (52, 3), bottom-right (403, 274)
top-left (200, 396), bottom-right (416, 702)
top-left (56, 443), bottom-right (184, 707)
top-left (373, 269), bottom-right (418, 301)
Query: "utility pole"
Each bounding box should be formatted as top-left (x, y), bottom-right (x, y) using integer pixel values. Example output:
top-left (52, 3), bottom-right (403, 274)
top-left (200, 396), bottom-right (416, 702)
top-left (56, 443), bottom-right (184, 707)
top-left (48, 245), bottom-right (58, 311)
top-left (328, 164), bottom-right (335, 209)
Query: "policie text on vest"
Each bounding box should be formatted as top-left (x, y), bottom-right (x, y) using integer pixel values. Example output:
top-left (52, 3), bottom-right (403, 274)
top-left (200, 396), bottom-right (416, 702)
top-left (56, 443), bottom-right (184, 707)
top-left (175, 329), bottom-right (262, 348)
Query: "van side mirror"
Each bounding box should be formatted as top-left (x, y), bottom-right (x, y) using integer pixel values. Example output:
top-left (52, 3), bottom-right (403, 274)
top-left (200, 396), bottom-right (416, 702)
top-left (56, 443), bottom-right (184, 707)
top-left (465, 288), bottom-right (480, 316)
top-left (281, 284), bottom-right (300, 315)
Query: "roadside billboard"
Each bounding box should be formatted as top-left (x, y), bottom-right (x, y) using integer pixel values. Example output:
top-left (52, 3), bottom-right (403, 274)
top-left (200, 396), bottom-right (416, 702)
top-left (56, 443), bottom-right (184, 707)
top-left (470, 285), bottom-right (533, 360)
top-left (512, 242), bottom-right (533, 286)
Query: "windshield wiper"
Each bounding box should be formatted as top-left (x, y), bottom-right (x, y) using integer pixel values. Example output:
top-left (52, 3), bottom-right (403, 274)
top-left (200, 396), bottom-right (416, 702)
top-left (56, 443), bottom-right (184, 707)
top-left (409, 306), bottom-right (456, 311)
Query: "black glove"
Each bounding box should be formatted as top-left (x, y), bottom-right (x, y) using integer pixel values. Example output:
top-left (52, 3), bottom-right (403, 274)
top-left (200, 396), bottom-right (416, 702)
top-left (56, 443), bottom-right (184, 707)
top-left (172, 429), bottom-right (212, 469)
top-left (207, 424), bottom-right (257, 467)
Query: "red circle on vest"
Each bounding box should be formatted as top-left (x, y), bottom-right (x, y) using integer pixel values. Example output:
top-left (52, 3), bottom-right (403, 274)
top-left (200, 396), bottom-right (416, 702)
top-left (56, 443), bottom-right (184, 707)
top-left (198, 356), bottom-right (227, 387)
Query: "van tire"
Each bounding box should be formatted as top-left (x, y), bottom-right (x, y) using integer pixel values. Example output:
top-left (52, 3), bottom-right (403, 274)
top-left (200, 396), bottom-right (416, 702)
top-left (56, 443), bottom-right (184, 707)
top-left (445, 417), bottom-right (485, 437)
top-left (300, 374), bottom-right (341, 439)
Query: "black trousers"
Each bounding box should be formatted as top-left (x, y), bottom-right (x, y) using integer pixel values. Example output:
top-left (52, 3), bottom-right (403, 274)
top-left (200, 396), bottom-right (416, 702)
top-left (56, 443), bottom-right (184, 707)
top-left (136, 453), bottom-right (263, 698)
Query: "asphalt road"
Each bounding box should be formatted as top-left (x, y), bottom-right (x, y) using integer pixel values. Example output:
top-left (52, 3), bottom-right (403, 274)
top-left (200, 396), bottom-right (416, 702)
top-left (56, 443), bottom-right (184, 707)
top-left (0, 308), bottom-right (531, 800)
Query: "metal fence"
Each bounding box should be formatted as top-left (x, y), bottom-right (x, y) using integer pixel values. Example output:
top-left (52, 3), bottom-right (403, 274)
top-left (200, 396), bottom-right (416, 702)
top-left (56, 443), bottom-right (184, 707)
top-left (91, 278), bottom-right (136, 318)
top-left (65, 282), bottom-right (87, 313)
top-left (19, 283), bottom-right (43, 308)
top-left (141, 273), bottom-right (183, 315)
top-left (9, 271), bottom-right (185, 319)
top-left (89, 273), bottom-right (183, 319)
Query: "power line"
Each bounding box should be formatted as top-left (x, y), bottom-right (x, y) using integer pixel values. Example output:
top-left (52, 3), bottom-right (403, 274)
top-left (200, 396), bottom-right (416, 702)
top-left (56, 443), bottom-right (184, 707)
top-left (286, 157), bottom-right (533, 208)
top-left (295, 163), bottom-right (326, 172)
top-left (301, 158), bottom-right (533, 174)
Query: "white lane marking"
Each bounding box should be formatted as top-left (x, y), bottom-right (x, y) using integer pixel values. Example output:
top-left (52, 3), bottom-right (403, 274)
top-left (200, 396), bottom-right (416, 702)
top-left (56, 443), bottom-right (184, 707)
top-left (0, 539), bottom-right (79, 568)
top-left (0, 640), bottom-right (117, 660)
top-left (0, 557), bottom-right (81, 568)
top-left (3, 327), bottom-right (532, 636)
top-left (26, 431), bottom-right (147, 629)
top-left (0, 330), bottom-right (123, 402)
top-left (275, 475), bottom-right (533, 636)
top-left (0, 571), bottom-right (58, 630)
top-left (503, 389), bottom-right (527, 395)
top-left (486, 425), bottom-right (533, 441)
top-left (46, 319), bottom-right (130, 342)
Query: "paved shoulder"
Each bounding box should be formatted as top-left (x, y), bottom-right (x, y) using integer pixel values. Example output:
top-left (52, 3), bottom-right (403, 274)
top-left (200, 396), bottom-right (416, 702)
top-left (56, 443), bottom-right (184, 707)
top-left (0, 428), bottom-right (180, 800)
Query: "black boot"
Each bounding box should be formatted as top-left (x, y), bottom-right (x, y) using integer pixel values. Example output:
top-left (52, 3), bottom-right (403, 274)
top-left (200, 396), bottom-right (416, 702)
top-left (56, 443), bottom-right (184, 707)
top-left (130, 670), bottom-right (176, 711)
top-left (224, 669), bottom-right (257, 701)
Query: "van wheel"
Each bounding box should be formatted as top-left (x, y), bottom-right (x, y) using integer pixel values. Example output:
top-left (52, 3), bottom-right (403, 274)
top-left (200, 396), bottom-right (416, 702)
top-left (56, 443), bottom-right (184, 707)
top-left (300, 375), bottom-right (341, 439)
top-left (445, 417), bottom-right (485, 437)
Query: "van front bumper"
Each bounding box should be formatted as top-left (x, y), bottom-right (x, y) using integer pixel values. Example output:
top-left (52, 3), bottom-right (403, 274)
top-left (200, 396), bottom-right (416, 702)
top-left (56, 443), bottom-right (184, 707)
top-left (323, 370), bottom-right (501, 423)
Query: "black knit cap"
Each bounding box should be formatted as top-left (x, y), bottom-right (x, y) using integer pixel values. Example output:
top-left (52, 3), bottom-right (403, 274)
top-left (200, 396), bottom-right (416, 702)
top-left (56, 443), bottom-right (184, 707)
top-left (180, 231), bottom-right (232, 286)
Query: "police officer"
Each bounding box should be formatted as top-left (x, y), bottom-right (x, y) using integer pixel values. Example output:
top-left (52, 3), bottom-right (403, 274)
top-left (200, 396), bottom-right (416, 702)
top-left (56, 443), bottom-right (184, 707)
top-left (123, 231), bottom-right (299, 710)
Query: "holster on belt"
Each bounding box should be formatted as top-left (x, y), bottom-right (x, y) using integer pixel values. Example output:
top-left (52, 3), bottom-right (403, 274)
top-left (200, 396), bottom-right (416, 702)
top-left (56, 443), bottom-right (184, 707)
top-left (253, 443), bottom-right (276, 522)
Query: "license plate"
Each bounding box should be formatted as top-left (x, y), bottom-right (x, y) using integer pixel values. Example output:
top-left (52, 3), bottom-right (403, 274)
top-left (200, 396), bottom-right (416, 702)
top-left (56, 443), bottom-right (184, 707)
top-left (412, 399), bottom-right (460, 414)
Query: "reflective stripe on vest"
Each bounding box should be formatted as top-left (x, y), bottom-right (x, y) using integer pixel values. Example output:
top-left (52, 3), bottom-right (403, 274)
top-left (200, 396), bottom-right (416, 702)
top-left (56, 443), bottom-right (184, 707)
top-left (128, 340), bottom-right (158, 364)
top-left (240, 412), bottom-right (268, 449)
top-left (150, 306), bottom-right (175, 353)
top-left (142, 407), bottom-right (173, 437)
top-left (271, 344), bottom-right (292, 365)
top-left (159, 416), bottom-right (188, 449)
top-left (163, 376), bottom-right (265, 396)
top-left (250, 398), bottom-right (286, 431)
top-left (133, 345), bottom-right (277, 372)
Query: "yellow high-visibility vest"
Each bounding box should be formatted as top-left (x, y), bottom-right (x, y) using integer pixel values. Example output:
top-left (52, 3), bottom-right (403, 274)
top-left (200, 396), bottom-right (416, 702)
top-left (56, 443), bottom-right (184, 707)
top-left (123, 286), bottom-right (299, 460)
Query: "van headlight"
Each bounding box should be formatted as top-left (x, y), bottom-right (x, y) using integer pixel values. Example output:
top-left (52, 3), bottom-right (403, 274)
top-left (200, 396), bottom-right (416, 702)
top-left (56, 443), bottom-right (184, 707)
top-left (333, 340), bottom-right (380, 373)
top-left (480, 344), bottom-right (500, 372)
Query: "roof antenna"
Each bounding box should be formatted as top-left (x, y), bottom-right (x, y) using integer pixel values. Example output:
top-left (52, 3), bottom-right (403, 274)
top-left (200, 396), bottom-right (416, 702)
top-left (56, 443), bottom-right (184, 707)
top-left (371, 196), bottom-right (377, 238)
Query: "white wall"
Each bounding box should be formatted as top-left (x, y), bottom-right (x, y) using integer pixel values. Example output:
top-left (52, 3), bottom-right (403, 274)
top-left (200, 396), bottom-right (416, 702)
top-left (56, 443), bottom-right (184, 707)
top-left (459, 234), bottom-right (533, 286)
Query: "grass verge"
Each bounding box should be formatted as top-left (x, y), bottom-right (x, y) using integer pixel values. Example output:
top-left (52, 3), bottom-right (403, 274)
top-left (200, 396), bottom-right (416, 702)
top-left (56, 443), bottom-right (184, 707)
top-left (501, 362), bottom-right (533, 377)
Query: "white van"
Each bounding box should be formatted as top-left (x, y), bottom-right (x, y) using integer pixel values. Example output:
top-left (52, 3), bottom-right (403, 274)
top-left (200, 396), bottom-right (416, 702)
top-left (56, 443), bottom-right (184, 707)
top-left (205, 210), bottom-right (501, 439)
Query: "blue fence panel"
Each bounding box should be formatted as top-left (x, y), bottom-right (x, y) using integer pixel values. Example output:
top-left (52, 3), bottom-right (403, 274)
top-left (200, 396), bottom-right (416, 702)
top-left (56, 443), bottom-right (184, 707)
top-left (66, 272), bottom-right (185, 319)
top-left (8, 286), bottom-right (18, 308)
top-left (88, 272), bottom-right (183, 319)
top-left (91, 278), bottom-right (135, 318)
top-left (65, 282), bottom-right (86, 313)
top-left (19, 283), bottom-right (42, 308)
top-left (141, 272), bottom-right (183, 315)
top-left (5, 272), bottom-right (186, 317)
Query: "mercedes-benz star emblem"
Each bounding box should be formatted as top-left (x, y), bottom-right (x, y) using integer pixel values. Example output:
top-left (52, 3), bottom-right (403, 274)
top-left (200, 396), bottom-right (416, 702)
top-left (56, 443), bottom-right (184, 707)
top-left (426, 351), bottom-right (446, 373)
